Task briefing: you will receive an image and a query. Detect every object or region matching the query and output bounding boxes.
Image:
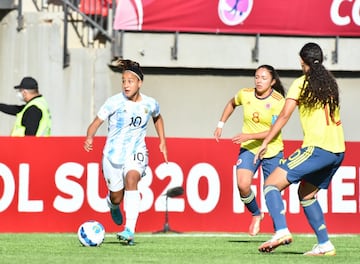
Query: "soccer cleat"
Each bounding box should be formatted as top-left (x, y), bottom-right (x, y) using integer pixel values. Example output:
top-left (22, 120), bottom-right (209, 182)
top-left (249, 213), bottom-right (264, 236)
top-left (117, 227), bottom-right (135, 245)
top-left (110, 206), bottom-right (123, 225)
top-left (303, 242), bottom-right (336, 256)
top-left (258, 233), bottom-right (293, 253)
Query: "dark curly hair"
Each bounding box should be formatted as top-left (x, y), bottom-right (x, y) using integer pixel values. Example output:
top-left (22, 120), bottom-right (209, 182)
top-left (298, 43), bottom-right (339, 122)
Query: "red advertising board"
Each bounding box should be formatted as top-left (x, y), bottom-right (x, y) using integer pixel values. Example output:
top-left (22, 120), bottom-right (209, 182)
top-left (0, 137), bottom-right (359, 233)
top-left (113, 0), bottom-right (360, 36)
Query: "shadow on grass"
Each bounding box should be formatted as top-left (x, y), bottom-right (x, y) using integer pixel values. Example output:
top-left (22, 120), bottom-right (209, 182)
top-left (228, 239), bottom-right (265, 243)
top-left (278, 250), bottom-right (303, 255)
top-left (228, 239), bottom-right (304, 255)
top-left (103, 240), bottom-right (138, 246)
top-left (258, 250), bottom-right (304, 255)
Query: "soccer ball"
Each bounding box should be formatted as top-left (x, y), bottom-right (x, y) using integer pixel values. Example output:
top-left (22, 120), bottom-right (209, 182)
top-left (77, 220), bottom-right (105, 247)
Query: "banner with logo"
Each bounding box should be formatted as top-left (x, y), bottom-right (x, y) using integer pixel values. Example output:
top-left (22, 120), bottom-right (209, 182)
top-left (0, 137), bottom-right (359, 233)
top-left (113, 0), bottom-right (360, 36)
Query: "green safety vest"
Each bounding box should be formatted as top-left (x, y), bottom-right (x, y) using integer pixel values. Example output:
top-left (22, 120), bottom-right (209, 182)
top-left (11, 96), bottom-right (52, 136)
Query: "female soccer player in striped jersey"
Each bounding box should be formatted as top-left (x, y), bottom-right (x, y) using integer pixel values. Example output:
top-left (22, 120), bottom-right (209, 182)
top-left (214, 65), bottom-right (286, 236)
top-left (255, 43), bottom-right (345, 256)
top-left (84, 59), bottom-right (168, 245)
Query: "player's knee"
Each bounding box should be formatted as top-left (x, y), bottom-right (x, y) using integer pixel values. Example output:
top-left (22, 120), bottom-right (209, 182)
top-left (297, 184), bottom-right (317, 201)
top-left (109, 190), bottom-right (124, 205)
top-left (238, 184), bottom-right (252, 196)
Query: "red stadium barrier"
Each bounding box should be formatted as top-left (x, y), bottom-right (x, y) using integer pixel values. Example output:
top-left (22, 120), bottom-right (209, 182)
top-left (80, 0), bottom-right (112, 16)
top-left (0, 137), bottom-right (358, 233)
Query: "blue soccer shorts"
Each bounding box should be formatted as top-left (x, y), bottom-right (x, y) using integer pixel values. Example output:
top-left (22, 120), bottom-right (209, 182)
top-left (236, 148), bottom-right (283, 180)
top-left (279, 146), bottom-right (344, 189)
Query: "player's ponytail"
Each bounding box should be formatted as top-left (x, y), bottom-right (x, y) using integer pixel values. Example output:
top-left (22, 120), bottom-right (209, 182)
top-left (109, 59), bottom-right (144, 81)
top-left (299, 43), bottom-right (339, 121)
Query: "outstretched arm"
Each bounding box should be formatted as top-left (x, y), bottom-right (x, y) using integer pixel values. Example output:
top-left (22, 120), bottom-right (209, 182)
top-left (153, 114), bottom-right (168, 163)
top-left (232, 130), bottom-right (269, 144)
top-left (84, 117), bottom-right (104, 152)
top-left (0, 103), bottom-right (24, 115)
top-left (214, 98), bottom-right (237, 142)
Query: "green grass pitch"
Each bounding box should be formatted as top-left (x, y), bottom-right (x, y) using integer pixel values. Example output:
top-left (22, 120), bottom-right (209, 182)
top-left (1, 233), bottom-right (359, 263)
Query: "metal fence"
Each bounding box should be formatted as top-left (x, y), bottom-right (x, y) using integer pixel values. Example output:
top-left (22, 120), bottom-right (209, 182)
top-left (14, 0), bottom-right (116, 67)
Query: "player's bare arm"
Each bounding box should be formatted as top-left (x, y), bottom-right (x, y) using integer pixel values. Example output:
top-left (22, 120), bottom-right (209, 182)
top-left (84, 117), bottom-right (104, 152)
top-left (214, 98), bottom-right (236, 142)
top-left (232, 130), bottom-right (269, 144)
top-left (153, 114), bottom-right (168, 163)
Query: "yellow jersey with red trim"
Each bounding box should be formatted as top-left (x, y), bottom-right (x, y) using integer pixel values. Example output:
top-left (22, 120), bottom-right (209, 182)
top-left (287, 75), bottom-right (345, 153)
top-left (234, 88), bottom-right (285, 158)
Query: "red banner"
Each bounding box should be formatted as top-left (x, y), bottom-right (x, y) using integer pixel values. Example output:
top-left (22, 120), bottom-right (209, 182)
top-left (113, 0), bottom-right (360, 36)
top-left (0, 137), bottom-right (359, 233)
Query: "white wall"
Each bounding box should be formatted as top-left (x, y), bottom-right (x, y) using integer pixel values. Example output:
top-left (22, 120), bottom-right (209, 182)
top-left (117, 32), bottom-right (360, 71)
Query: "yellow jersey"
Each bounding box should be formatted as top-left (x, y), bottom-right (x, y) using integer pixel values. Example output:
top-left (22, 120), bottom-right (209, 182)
top-left (287, 75), bottom-right (345, 153)
top-left (234, 88), bottom-right (285, 158)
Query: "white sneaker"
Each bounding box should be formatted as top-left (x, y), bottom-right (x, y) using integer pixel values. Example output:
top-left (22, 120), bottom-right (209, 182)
top-left (304, 241), bottom-right (336, 256)
top-left (258, 230), bottom-right (292, 253)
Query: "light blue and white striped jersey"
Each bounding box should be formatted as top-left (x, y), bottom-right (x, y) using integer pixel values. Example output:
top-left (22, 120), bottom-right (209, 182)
top-left (97, 92), bottom-right (160, 165)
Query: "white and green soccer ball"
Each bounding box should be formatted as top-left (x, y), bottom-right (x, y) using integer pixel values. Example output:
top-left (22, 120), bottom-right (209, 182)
top-left (77, 220), bottom-right (105, 247)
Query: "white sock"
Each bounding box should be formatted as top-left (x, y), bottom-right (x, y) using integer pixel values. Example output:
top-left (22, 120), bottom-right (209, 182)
top-left (320, 240), bottom-right (333, 247)
top-left (124, 190), bottom-right (140, 233)
top-left (275, 228), bottom-right (291, 237)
